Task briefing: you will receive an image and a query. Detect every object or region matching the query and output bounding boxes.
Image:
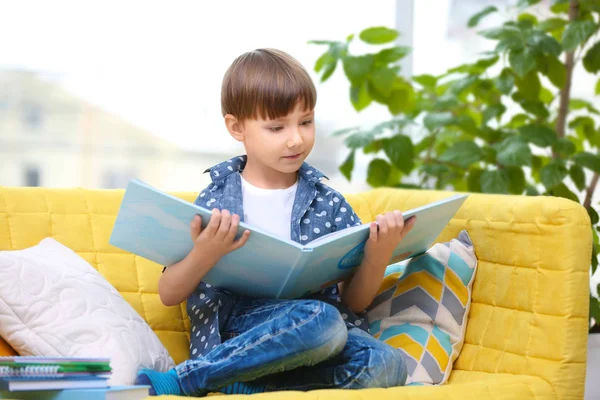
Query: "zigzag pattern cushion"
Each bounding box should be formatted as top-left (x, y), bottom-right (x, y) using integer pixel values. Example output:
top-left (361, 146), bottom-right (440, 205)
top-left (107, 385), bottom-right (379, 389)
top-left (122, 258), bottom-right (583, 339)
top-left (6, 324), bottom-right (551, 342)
top-left (366, 230), bottom-right (478, 385)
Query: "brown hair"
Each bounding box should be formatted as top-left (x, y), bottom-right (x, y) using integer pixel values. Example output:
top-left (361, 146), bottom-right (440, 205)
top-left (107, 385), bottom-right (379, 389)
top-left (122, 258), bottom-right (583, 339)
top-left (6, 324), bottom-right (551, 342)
top-left (221, 48), bottom-right (316, 121)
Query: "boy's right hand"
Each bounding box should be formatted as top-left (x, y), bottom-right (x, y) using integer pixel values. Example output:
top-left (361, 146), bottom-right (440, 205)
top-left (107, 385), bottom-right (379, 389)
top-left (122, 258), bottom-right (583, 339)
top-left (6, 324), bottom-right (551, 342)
top-left (189, 209), bottom-right (250, 266)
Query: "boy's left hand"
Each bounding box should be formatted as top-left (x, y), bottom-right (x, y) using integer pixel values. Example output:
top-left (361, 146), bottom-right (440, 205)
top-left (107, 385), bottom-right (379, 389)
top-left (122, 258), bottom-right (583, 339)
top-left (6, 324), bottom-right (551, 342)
top-left (364, 211), bottom-right (416, 268)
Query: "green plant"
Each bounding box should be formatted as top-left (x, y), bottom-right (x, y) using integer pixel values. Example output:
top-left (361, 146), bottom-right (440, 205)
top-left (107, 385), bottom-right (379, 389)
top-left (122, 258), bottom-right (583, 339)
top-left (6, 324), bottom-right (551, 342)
top-left (311, 0), bottom-right (600, 332)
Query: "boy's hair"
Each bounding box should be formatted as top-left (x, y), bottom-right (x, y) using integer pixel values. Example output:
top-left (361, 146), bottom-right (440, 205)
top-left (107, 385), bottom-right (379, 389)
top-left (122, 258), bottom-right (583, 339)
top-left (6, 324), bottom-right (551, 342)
top-left (221, 48), bottom-right (316, 122)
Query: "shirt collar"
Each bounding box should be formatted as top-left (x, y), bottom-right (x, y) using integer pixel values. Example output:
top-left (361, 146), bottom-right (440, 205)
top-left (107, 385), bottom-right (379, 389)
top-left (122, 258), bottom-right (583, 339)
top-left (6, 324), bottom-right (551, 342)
top-left (204, 155), bottom-right (328, 184)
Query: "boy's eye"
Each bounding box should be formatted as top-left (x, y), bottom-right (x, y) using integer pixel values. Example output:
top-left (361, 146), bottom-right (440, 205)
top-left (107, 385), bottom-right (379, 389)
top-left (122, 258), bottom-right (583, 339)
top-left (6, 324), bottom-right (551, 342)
top-left (301, 120), bottom-right (313, 126)
top-left (269, 126), bottom-right (283, 132)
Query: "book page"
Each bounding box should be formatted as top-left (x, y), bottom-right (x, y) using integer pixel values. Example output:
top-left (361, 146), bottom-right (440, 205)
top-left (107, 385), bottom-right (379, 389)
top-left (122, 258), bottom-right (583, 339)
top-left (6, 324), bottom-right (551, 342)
top-left (109, 180), bottom-right (303, 298)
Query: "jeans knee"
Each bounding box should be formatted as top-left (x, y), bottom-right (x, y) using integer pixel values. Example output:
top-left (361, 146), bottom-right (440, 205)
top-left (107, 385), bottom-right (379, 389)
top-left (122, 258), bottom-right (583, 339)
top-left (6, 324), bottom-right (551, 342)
top-left (357, 346), bottom-right (408, 388)
top-left (289, 300), bottom-right (347, 358)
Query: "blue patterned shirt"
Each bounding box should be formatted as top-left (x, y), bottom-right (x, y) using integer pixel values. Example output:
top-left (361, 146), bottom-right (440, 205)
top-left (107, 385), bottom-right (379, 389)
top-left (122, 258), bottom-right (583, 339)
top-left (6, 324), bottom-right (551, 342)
top-left (185, 155), bottom-right (367, 358)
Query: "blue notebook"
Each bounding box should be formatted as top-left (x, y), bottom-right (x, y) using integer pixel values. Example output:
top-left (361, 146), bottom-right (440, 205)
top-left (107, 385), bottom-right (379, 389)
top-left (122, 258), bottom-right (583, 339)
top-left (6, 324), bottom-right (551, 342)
top-left (109, 179), bottom-right (468, 299)
top-left (0, 385), bottom-right (149, 399)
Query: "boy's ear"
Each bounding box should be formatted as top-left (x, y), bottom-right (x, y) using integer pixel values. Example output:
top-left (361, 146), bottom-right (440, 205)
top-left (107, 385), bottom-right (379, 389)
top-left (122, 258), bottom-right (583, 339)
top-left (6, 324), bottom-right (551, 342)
top-left (224, 114), bottom-right (244, 142)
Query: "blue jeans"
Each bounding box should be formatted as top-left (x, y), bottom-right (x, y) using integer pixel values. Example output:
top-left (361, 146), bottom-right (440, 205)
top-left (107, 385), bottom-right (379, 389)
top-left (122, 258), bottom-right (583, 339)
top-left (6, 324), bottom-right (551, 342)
top-left (176, 298), bottom-right (407, 396)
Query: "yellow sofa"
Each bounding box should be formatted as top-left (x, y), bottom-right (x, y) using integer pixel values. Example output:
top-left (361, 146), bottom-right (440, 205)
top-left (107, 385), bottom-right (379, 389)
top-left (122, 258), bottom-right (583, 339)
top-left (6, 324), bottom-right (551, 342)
top-left (0, 186), bottom-right (591, 400)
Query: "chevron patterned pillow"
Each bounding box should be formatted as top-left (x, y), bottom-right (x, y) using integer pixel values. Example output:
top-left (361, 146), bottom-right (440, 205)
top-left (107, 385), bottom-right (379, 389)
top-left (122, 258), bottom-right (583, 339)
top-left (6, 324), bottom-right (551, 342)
top-left (366, 230), bottom-right (478, 385)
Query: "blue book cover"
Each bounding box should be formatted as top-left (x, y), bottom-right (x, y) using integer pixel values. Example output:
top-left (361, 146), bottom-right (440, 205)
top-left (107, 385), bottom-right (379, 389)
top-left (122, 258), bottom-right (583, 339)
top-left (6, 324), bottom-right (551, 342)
top-left (0, 385), bottom-right (149, 400)
top-left (109, 179), bottom-right (467, 299)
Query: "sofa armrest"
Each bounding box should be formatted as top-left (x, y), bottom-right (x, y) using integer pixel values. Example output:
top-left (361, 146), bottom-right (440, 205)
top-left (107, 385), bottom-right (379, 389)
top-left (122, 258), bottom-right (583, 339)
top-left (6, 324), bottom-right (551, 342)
top-left (350, 188), bottom-right (591, 400)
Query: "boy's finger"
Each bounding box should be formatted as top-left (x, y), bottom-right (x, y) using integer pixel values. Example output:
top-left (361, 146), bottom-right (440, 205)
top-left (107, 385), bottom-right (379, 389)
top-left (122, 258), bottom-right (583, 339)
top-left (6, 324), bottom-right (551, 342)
top-left (393, 210), bottom-right (404, 232)
top-left (217, 209), bottom-right (231, 239)
top-left (204, 209), bottom-right (221, 237)
top-left (225, 214), bottom-right (240, 243)
top-left (369, 222), bottom-right (378, 243)
top-left (385, 211), bottom-right (397, 232)
top-left (190, 215), bottom-right (202, 241)
top-left (232, 230), bottom-right (251, 250)
top-left (377, 214), bottom-right (388, 234)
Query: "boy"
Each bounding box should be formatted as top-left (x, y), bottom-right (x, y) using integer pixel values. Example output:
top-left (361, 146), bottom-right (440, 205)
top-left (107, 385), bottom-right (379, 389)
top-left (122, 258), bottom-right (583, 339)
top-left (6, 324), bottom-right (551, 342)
top-left (136, 48), bottom-right (415, 396)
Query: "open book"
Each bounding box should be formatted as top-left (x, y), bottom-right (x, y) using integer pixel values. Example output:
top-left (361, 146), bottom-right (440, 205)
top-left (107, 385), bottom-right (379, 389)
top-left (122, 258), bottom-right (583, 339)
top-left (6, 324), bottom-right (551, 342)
top-left (109, 180), bottom-right (468, 299)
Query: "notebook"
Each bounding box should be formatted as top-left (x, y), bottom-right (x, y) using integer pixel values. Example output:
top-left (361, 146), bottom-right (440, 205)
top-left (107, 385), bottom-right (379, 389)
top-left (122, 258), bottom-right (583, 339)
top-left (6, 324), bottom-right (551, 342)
top-left (0, 385), bottom-right (148, 400)
top-left (0, 357), bottom-right (111, 392)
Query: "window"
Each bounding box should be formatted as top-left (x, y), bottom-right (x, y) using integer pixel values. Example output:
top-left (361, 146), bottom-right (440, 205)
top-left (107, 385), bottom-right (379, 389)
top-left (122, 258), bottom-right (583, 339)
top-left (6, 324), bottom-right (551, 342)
top-left (102, 170), bottom-right (137, 189)
top-left (22, 102), bottom-right (43, 130)
top-left (24, 166), bottom-right (40, 187)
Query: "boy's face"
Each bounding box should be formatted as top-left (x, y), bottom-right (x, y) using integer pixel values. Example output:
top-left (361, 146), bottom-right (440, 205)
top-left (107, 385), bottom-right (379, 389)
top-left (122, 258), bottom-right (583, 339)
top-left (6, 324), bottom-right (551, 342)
top-left (228, 102), bottom-right (315, 176)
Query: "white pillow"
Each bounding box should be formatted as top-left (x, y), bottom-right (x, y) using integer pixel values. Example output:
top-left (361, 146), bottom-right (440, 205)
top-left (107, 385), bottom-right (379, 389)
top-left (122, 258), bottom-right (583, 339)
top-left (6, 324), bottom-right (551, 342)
top-left (0, 238), bottom-right (175, 385)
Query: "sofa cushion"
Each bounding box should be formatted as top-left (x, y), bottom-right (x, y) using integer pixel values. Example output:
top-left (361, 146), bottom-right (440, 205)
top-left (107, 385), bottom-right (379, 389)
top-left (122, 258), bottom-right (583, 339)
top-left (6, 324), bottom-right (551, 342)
top-left (366, 230), bottom-right (477, 385)
top-left (0, 238), bottom-right (175, 385)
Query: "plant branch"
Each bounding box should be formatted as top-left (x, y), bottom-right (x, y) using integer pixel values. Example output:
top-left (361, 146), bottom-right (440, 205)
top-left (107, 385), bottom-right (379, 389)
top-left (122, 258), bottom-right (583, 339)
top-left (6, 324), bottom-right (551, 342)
top-left (584, 173), bottom-right (599, 210)
top-left (555, 0), bottom-right (580, 147)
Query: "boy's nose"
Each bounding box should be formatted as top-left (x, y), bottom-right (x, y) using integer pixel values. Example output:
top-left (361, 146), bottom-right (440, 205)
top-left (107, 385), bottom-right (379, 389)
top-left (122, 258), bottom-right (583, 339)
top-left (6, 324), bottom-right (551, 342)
top-left (287, 129), bottom-right (303, 148)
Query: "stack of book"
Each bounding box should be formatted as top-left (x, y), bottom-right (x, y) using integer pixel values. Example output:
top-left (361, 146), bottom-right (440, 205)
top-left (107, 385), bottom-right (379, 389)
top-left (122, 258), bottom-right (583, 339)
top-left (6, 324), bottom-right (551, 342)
top-left (0, 356), bottom-right (149, 399)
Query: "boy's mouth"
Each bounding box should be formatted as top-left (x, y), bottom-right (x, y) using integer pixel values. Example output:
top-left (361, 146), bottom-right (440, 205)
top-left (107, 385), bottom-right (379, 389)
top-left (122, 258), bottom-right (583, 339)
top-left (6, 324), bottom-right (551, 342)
top-left (283, 153), bottom-right (302, 160)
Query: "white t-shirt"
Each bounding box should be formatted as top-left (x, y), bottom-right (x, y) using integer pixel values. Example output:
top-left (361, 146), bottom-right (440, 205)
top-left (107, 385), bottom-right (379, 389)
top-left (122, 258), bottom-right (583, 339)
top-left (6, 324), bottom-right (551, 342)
top-left (240, 176), bottom-right (298, 240)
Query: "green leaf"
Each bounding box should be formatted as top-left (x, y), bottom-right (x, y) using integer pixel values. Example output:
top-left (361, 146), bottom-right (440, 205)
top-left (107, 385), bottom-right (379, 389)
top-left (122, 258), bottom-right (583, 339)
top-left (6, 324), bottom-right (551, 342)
top-left (387, 83), bottom-right (415, 115)
top-left (540, 161), bottom-right (568, 189)
top-left (538, 55), bottom-right (566, 89)
top-left (596, 78), bottom-right (600, 95)
top-left (551, 0), bottom-right (569, 14)
top-left (570, 116), bottom-right (596, 144)
top-left (363, 140), bottom-right (383, 154)
top-left (527, 32), bottom-right (562, 56)
top-left (342, 55), bottom-right (374, 85)
top-left (374, 46), bottom-right (411, 64)
top-left (438, 141), bottom-right (483, 168)
top-left (538, 18), bottom-right (568, 32)
top-left (518, 124), bottom-right (558, 146)
top-left (370, 67), bottom-right (398, 97)
top-left (480, 25), bottom-right (522, 41)
top-left (319, 62), bottom-right (337, 82)
top-left (573, 152), bottom-right (600, 173)
top-left (510, 47), bottom-right (537, 77)
top-left (562, 20), bottom-right (597, 51)
top-left (467, 168), bottom-right (483, 192)
top-left (496, 136), bottom-right (533, 166)
top-left (359, 27), bottom-right (399, 45)
top-left (505, 166), bottom-right (526, 194)
top-left (367, 159), bottom-right (392, 187)
top-left (583, 41), bottom-right (600, 73)
top-left (449, 75), bottom-right (478, 95)
top-left (481, 169), bottom-right (509, 194)
top-left (570, 98), bottom-right (600, 114)
top-left (514, 70), bottom-right (541, 101)
top-left (468, 6), bottom-right (498, 28)
top-left (412, 74), bottom-right (437, 89)
top-left (570, 164), bottom-right (586, 191)
top-left (483, 103), bottom-right (507, 124)
top-left (519, 100), bottom-right (550, 118)
top-left (421, 163), bottom-right (450, 176)
top-left (553, 138), bottom-right (576, 156)
top-left (540, 86), bottom-right (554, 104)
top-left (588, 206), bottom-right (599, 225)
top-left (591, 295), bottom-right (600, 326)
top-left (344, 130), bottom-right (374, 149)
top-left (552, 182), bottom-right (580, 202)
top-left (350, 82), bottom-right (372, 112)
top-left (383, 134), bottom-right (414, 174)
top-left (496, 68), bottom-right (515, 94)
top-left (518, 13), bottom-right (538, 25)
top-left (518, 0), bottom-right (542, 7)
top-left (339, 150), bottom-right (355, 181)
top-left (424, 112), bottom-right (454, 131)
top-left (314, 52), bottom-right (335, 73)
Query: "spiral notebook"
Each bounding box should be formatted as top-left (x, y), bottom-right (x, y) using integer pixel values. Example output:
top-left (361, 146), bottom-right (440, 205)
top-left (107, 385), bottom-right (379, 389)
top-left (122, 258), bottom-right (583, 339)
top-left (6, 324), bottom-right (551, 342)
top-left (0, 357), bottom-right (110, 392)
